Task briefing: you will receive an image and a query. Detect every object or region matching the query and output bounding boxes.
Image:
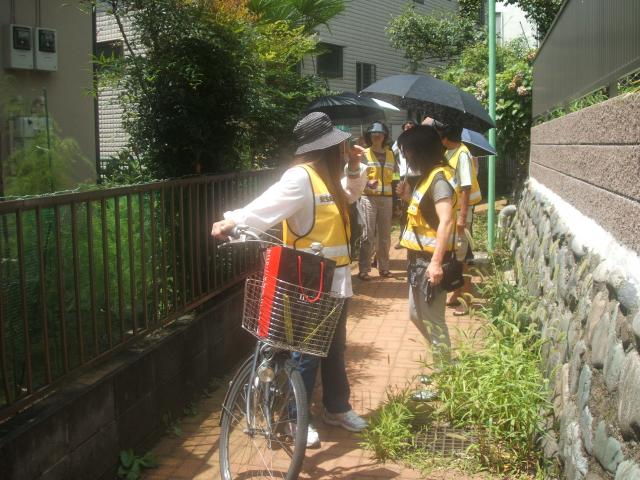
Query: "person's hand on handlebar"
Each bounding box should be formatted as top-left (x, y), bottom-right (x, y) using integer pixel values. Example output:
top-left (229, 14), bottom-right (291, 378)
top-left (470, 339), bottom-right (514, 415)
top-left (211, 218), bottom-right (236, 241)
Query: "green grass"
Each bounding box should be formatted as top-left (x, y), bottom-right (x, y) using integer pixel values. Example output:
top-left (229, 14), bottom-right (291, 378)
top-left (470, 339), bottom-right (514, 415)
top-left (431, 320), bottom-right (549, 475)
top-left (472, 210), bottom-right (488, 252)
top-left (360, 388), bottom-right (415, 462)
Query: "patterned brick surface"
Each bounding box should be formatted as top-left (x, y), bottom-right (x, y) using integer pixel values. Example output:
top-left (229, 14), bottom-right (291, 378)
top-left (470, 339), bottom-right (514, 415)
top-left (143, 247), bottom-right (485, 479)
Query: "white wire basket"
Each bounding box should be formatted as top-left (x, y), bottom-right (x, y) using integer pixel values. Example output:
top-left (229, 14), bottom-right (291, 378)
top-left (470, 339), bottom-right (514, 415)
top-left (242, 273), bottom-right (346, 357)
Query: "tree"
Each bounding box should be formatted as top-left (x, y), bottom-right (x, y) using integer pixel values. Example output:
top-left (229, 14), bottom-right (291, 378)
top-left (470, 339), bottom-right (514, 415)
top-left (4, 123), bottom-right (94, 196)
top-left (247, 0), bottom-right (346, 34)
top-left (437, 38), bottom-right (534, 191)
top-left (386, 6), bottom-right (484, 73)
top-left (93, 0), bottom-right (332, 179)
top-left (458, 0), bottom-right (562, 41)
top-left (94, 0), bottom-right (258, 178)
top-left (244, 21), bottom-right (327, 165)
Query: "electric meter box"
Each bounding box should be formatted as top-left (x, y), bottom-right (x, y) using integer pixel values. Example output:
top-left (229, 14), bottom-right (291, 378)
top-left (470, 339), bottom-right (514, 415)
top-left (2, 24), bottom-right (34, 70)
top-left (34, 27), bottom-right (57, 71)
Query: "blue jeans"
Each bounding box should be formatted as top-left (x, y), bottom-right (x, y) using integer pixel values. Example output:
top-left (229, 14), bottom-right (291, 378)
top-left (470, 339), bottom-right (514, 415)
top-left (292, 299), bottom-right (351, 414)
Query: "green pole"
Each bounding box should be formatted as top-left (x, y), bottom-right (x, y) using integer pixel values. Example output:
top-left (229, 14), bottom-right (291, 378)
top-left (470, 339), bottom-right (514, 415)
top-left (487, 0), bottom-right (497, 251)
top-left (43, 88), bottom-right (53, 191)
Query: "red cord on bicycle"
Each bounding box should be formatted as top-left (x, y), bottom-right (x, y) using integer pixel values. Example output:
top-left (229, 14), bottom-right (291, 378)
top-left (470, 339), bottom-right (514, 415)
top-left (297, 255), bottom-right (324, 303)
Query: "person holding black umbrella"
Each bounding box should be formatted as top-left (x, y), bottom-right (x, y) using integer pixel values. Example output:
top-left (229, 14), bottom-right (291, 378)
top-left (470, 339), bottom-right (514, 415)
top-left (357, 121), bottom-right (397, 280)
top-left (395, 125), bottom-right (457, 369)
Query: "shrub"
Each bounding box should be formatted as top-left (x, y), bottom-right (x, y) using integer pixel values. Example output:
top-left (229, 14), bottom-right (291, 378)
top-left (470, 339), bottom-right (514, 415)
top-left (432, 321), bottom-right (549, 474)
top-left (94, 0), bottom-right (332, 180)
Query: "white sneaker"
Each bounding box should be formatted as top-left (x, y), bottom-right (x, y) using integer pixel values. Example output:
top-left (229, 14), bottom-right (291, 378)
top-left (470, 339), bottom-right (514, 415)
top-left (322, 409), bottom-right (367, 432)
top-left (306, 424), bottom-right (321, 449)
top-left (286, 423), bottom-right (321, 449)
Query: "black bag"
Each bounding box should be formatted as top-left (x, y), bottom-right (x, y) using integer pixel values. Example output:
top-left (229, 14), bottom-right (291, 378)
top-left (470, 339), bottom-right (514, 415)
top-left (262, 246), bottom-right (336, 299)
top-left (411, 225), bottom-right (464, 293)
top-left (408, 255), bottom-right (436, 303)
top-left (440, 251), bottom-right (464, 292)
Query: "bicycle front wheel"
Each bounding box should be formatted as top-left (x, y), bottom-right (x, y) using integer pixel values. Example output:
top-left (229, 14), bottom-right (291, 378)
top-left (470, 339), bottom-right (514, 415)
top-left (219, 355), bottom-right (308, 479)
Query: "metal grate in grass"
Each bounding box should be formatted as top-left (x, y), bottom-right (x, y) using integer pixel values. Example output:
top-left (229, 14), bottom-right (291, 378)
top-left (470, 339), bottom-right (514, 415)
top-left (413, 427), bottom-right (476, 455)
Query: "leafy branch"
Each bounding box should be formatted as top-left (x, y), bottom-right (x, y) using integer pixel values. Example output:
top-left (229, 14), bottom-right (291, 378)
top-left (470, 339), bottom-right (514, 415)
top-left (386, 6), bottom-right (484, 73)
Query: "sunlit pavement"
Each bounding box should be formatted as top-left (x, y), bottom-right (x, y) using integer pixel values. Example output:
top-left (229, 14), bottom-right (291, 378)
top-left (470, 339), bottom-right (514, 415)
top-left (143, 246), bottom-right (486, 480)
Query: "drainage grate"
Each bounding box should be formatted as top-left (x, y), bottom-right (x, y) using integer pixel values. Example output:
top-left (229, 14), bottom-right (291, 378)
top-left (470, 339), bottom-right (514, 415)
top-left (413, 427), bottom-right (476, 455)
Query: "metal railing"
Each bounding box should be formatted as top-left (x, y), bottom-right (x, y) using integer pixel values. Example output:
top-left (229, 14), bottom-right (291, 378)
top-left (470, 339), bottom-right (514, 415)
top-left (0, 169), bottom-right (280, 420)
top-left (532, 0), bottom-right (640, 117)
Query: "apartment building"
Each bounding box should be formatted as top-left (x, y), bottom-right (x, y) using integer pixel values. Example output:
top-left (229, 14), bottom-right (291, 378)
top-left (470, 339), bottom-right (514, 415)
top-left (304, 0), bottom-right (459, 139)
top-left (0, 0), bottom-right (97, 194)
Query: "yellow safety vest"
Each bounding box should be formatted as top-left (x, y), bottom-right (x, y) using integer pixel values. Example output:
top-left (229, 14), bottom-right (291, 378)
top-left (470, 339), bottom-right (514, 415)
top-left (283, 164), bottom-right (351, 267)
top-left (447, 144), bottom-right (482, 206)
top-left (400, 166), bottom-right (457, 253)
top-left (363, 148), bottom-right (396, 196)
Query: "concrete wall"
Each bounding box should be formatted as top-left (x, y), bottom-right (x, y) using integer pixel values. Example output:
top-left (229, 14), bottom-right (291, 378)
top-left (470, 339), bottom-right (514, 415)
top-left (0, 284), bottom-right (252, 480)
top-left (0, 0), bottom-right (97, 187)
top-left (509, 93), bottom-right (640, 479)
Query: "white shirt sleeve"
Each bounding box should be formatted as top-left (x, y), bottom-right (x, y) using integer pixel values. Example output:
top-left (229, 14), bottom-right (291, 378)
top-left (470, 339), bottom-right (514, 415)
top-left (342, 163), bottom-right (369, 204)
top-left (223, 167), bottom-right (310, 232)
top-left (457, 150), bottom-right (473, 188)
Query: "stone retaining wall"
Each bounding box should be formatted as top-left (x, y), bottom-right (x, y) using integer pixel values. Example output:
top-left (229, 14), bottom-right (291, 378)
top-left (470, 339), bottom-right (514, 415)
top-left (510, 184), bottom-right (640, 479)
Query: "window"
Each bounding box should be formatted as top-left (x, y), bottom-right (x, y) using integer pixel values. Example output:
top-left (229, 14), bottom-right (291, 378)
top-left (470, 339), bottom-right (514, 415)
top-left (96, 40), bottom-right (124, 61)
top-left (317, 43), bottom-right (343, 78)
top-left (478, 2), bottom-right (486, 25)
top-left (496, 12), bottom-right (504, 45)
top-left (356, 62), bottom-right (377, 92)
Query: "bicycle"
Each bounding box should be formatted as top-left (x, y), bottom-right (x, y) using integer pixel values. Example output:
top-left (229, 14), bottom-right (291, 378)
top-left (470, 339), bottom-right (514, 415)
top-left (218, 225), bottom-right (346, 479)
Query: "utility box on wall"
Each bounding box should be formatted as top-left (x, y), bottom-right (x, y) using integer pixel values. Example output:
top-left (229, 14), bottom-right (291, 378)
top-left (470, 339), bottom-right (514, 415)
top-left (12, 116), bottom-right (47, 139)
top-left (2, 24), bottom-right (34, 70)
top-left (35, 27), bottom-right (57, 71)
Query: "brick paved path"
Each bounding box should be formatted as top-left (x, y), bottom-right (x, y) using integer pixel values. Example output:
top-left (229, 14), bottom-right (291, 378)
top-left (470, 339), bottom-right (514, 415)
top-left (144, 248), bottom-right (485, 479)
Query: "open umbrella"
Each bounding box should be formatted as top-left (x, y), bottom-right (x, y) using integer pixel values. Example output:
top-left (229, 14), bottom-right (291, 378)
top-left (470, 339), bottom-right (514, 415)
top-left (462, 128), bottom-right (496, 157)
top-left (361, 74), bottom-right (495, 132)
top-left (306, 92), bottom-right (387, 125)
top-left (370, 97), bottom-right (400, 112)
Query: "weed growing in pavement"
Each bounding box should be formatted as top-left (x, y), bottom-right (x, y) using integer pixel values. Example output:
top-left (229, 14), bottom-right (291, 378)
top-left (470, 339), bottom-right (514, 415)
top-left (431, 320), bottom-right (550, 475)
top-left (361, 246), bottom-right (551, 478)
top-left (475, 252), bottom-right (537, 334)
top-left (360, 388), bottom-right (415, 462)
top-left (117, 449), bottom-right (158, 479)
top-left (162, 412), bottom-right (183, 437)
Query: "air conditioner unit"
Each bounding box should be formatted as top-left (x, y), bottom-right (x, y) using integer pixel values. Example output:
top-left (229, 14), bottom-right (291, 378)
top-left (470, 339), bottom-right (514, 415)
top-left (2, 24), bottom-right (34, 70)
top-left (34, 27), bottom-right (57, 71)
top-left (11, 116), bottom-right (47, 139)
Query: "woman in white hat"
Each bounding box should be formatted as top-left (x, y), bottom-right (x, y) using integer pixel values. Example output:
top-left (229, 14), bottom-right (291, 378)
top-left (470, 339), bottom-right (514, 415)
top-left (211, 112), bottom-right (369, 448)
top-left (357, 121), bottom-right (398, 280)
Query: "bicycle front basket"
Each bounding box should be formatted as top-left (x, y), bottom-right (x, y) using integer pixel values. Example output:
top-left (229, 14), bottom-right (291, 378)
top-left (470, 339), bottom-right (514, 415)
top-left (242, 273), bottom-right (345, 357)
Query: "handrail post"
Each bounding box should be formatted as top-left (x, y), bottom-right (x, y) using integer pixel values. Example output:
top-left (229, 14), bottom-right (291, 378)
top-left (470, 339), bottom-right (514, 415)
top-left (487, 0), bottom-right (497, 251)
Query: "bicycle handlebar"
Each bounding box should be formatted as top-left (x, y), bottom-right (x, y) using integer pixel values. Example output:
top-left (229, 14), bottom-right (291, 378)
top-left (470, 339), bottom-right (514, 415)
top-left (228, 224), bottom-right (261, 240)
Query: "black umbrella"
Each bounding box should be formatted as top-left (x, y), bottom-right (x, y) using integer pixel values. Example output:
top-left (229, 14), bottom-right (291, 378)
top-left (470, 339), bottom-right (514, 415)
top-left (361, 74), bottom-right (495, 132)
top-left (306, 92), bottom-right (386, 125)
top-left (462, 128), bottom-right (496, 157)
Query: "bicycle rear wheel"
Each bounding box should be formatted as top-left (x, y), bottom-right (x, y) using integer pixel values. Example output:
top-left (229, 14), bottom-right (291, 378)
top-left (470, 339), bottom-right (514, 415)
top-left (219, 354), bottom-right (308, 479)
